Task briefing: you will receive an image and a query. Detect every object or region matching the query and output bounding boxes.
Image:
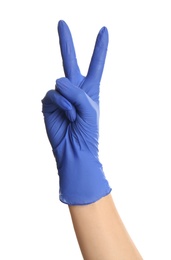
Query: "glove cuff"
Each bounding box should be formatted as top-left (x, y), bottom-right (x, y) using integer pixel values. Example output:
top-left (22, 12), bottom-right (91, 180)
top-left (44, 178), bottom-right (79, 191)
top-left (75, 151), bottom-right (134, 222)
top-left (56, 150), bottom-right (112, 205)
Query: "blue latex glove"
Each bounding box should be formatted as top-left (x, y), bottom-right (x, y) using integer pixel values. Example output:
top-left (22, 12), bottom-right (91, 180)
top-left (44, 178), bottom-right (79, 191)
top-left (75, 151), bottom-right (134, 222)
top-left (42, 20), bottom-right (111, 205)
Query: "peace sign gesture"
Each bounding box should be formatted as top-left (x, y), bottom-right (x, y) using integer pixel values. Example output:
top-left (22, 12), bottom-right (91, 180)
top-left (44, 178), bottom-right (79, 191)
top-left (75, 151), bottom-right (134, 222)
top-left (58, 20), bottom-right (108, 101)
top-left (42, 20), bottom-right (111, 205)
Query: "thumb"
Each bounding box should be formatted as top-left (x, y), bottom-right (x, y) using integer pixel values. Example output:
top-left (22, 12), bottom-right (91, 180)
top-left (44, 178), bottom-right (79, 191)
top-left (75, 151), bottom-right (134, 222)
top-left (41, 89), bottom-right (77, 122)
top-left (56, 77), bottom-right (98, 120)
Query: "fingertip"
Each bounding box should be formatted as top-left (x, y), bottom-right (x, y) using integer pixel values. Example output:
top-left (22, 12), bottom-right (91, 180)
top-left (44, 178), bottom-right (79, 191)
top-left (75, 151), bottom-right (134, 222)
top-left (55, 77), bottom-right (71, 90)
top-left (58, 19), bottom-right (65, 24)
top-left (58, 20), bottom-right (69, 34)
top-left (56, 77), bottom-right (68, 84)
top-left (65, 108), bottom-right (77, 122)
top-left (58, 20), bottom-right (66, 28)
top-left (100, 26), bottom-right (108, 34)
top-left (98, 26), bottom-right (109, 45)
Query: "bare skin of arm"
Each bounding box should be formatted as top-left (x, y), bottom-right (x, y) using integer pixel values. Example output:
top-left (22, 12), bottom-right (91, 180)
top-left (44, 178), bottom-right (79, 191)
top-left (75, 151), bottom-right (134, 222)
top-left (69, 194), bottom-right (143, 260)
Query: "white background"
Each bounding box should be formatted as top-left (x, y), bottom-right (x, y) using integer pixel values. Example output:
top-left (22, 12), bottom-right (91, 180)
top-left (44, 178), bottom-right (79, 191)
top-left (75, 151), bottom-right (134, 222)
top-left (0, 0), bottom-right (171, 259)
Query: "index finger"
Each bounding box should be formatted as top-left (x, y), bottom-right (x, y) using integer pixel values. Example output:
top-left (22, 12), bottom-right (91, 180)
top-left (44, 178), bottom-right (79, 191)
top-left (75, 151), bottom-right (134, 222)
top-left (86, 26), bottom-right (109, 84)
top-left (58, 20), bottom-right (82, 85)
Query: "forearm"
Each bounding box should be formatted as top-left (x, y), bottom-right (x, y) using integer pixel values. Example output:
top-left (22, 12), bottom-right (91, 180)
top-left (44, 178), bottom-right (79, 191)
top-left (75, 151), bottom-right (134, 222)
top-left (69, 194), bottom-right (143, 260)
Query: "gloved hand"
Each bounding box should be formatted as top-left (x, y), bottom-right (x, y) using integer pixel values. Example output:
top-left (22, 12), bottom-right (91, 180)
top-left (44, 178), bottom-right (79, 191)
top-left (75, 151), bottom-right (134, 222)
top-left (42, 20), bottom-right (111, 205)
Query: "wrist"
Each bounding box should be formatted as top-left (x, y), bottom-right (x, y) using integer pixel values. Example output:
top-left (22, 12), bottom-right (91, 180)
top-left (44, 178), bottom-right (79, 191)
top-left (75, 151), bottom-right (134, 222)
top-left (56, 151), bottom-right (111, 205)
